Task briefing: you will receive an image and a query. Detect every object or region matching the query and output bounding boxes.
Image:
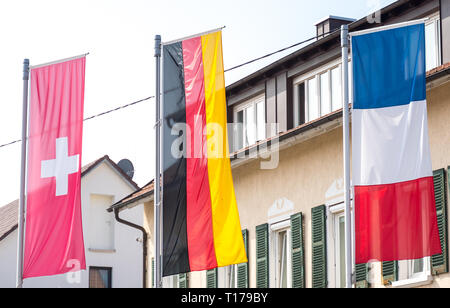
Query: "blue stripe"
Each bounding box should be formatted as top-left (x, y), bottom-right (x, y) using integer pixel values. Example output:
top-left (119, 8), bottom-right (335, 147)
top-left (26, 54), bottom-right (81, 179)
top-left (352, 24), bottom-right (426, 110)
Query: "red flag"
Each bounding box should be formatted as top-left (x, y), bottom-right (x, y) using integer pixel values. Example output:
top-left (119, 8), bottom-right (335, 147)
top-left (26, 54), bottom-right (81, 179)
top-left (23, 57), bottom-right (86, 279)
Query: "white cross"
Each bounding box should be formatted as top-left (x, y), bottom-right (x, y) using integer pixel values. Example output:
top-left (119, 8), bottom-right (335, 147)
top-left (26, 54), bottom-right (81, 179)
top-left (41, 137), bottom-right (80, 197)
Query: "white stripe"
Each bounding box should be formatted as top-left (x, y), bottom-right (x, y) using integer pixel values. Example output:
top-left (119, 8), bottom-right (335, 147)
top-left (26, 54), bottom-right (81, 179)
top-left (352, 100), bottom-right (433, 186)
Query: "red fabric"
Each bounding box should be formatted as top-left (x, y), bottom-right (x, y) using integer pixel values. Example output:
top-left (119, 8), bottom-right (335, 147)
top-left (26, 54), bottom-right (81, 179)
top-left (24, 58), bottom-right (86, 279)
top-left (182, 37), bottom-right (218, 271)
top-left (355, 177), bottom-right (442, 264)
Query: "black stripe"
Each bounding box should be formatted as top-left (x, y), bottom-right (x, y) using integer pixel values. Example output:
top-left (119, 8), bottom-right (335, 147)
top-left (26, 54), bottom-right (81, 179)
top-left (162, 42), bottom-right (190, 276)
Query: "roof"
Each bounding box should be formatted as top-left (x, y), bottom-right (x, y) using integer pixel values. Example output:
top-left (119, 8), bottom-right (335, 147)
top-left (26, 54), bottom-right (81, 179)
top-left (81, 155), bottom-right (139, 190)
top-left (0, 155), bottom-right (139, 242)
top-left (108, 180), bottom-right (155, 213)
top-left (226, 0), bottom-right (436, 97)
top-left (427, 62), bottom-right (450, 81)
top-left (0, 200), bottom-right (18, 241)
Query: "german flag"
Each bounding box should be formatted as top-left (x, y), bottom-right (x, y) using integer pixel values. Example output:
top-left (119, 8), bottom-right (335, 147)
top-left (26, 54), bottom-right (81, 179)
top-left (162, 30), bottom-right (247, 277)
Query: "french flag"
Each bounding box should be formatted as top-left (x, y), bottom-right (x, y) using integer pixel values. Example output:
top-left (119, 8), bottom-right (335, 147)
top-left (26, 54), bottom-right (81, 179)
top-left (352, 24), bottom-right (442, 264)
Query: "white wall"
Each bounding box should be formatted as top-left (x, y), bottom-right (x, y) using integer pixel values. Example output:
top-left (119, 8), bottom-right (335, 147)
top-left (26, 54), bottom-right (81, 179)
top-left (0, 161), bottom-right (144, 288)
top-left (0, 230), bottom-right (18, 288)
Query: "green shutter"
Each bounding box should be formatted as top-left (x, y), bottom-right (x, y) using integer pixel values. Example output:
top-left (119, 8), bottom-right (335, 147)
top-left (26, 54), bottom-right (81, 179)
top-left (179, 273), bottom-right (189, 288)
top-left (206, 269), bottom-right (217, 288)
top-left (382, 261), bottom-right (398, 285)
top-left (256, 223), bottom-right (269, 288)
top-left (151, 258), bottom-right (155, 288)
top-left (237, 229), bottom-right (249, 288)
top-left (432, 168), bottom-right (449, 275)
top-left (311, 205), bottom-right (327, 288)
top-left (290, 213), bottom-right (305, 288)
top-left (355, 263), bottom-right (370, 288)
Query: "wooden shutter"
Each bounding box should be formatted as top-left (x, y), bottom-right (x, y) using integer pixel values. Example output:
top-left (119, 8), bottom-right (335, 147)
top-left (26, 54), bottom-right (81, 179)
top-left (151, 258), bottom-right (155, 288)
top-left (355, 263), bottom-right (370, 288)
top-left (382, 261), bottom-right (398, 285)
top-left (237, 229), bottom-right (249, 288)
top-left (311, 205), bottom-right (327, 288)
top-left (206, 269), bottom-right (217, 288)
top-left (432, 168), bottom-right (449, 275)
top-left (179, 273), bottom-right (189, 288)
top-left (256, 223), bottom-right (269, 288)
top-left (290, 213), bottom-right (305, 288)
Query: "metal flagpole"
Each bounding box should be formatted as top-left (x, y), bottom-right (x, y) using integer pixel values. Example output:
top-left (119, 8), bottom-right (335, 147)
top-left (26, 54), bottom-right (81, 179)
top-left (341, 25), bottom-right (353, 289)
top-left (16, 59), bottom-right (30, 289)
top-left (154, 34), bottom-right (162, 289)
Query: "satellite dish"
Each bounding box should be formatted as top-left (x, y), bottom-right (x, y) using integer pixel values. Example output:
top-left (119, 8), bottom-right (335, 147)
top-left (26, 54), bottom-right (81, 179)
top-left (118, 159), bottom-right (135, 180)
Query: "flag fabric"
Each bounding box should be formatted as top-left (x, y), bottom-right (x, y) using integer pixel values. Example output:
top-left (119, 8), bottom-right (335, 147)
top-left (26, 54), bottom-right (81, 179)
top-left (162, 30), bottom-right (247, 276)
top-left (352, 24), bottom-right (442, 264)
top-left (23, 57), bottom-right (86, 279)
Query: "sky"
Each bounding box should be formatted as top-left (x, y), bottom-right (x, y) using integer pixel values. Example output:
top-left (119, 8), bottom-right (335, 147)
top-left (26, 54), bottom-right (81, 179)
top-left (0, 0), bottom-right (396, 207)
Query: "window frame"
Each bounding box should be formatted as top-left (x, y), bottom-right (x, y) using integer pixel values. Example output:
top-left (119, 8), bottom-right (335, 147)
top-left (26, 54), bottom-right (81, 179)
top-left (293, 58), bottom-right (342, 125)
top-left (217, 265), bottom-right (237, 288)
top-left (334, 211), bottom-right (347, 288)
top-left (162, 274), bottom-right (179, 288)
top-left (391, 258), bottom-right (433, 288)
top-left (89, 266), bottom-right (112, 288)
top-left (425, 12), bottom-right (442, 72)
top-left (233, 93), bottom-right (266, 150)
top-left (269, 219), bottom-right (292, 288)
top-left (326, 203), bottom-right (347, 289)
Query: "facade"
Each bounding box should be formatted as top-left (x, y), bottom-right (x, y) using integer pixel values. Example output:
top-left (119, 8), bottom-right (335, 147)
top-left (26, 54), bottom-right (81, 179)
top-left (111, 0), bottom-right (450, 288)
top-left (0, 156), bottom-right (144, 288)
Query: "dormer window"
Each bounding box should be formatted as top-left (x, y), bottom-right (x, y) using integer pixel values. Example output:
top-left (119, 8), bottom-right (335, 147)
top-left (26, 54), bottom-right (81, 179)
top-left (233, 94), bottom-right (266, 151)
top-left (294, 60), bottom-right (343, 127)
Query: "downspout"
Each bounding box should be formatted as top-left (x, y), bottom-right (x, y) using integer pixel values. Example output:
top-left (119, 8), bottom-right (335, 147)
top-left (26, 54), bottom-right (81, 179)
top-left (114, 208), bottom-right (148, 288)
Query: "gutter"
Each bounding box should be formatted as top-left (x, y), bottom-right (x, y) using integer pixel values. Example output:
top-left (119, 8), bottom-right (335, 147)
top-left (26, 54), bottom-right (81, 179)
top-left (113, 208), bottom-right (148, 288)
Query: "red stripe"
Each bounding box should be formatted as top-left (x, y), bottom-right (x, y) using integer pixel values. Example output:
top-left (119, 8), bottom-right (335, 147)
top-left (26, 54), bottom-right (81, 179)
top-left (355, 177), bottom-right (442, 264)
top-left (182, 37), bottom-right (218, 271)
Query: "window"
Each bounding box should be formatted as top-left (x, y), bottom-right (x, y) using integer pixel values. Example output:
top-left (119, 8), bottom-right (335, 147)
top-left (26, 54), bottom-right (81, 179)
top-left (294, 60), bottom-right (342, 126)
top-left (425, 15), bottom-right (441, 71)
top-left (217, 265), bottom-right (237, 288)
top-left (326, 203), bottom-right (348, 289)
top-left (89, 267), bottom-right (112, 288)
top-left (391, 258), bottom-right (432, 287)
top-left (331, 66), bottom-right (342, 111)
top-left (334, 213), bottom-right (347, 288)
top-left (270, 220), bottom-right (292, 288)
top-left (89, 194), bottom-right (115, 251)
top-left (162, 274), bottom-right (179, 288)
top-left (307, 77), bottom-right (319, 122)
top-left (320, 72), bottom-right (331, 116)
top-left (233, 95), bottom-right (266, 151)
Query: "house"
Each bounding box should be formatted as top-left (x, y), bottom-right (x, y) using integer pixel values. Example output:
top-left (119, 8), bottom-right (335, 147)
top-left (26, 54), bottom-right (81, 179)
top-left (111, 0), bottom-right (450, 288)
top-left (0, 155), bottom-right (144, 288)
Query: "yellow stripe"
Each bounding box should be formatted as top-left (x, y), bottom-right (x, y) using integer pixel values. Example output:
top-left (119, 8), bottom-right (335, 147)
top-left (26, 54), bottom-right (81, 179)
top-left (201, 31), bottom-right (248, 266)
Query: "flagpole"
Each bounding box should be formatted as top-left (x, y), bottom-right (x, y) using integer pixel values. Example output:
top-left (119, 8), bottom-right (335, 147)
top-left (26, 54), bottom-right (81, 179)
top-left (16, 59), bottom-right (30, 289)
top-left (154, 34), bottom-right (162, 289)
top-left (341, 25), bottom-right (353, 289)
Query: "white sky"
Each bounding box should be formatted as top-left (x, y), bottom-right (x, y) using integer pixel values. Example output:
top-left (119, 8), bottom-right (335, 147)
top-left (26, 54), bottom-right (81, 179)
top-left (0, 0), bottom-right (396, 207)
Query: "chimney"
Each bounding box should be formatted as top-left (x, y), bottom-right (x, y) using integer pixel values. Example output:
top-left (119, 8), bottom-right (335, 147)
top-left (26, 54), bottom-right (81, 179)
top-left (315, 16), bottom-right (356, 39)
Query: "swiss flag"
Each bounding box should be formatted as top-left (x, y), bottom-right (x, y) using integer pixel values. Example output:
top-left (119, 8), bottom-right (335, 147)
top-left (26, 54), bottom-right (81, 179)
top-left (23, 57), bottom-right (86, 279)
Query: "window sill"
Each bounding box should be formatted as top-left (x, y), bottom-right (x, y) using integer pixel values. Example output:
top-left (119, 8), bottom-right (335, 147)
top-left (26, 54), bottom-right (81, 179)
top-left (88, 248), bottom-right (116, 254)
top-left (390, 274), bottom-right (433, 288)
